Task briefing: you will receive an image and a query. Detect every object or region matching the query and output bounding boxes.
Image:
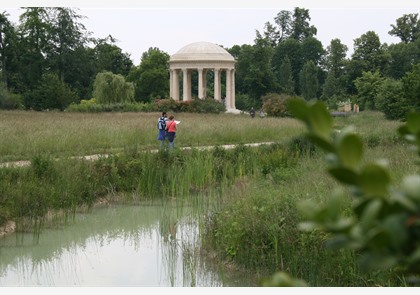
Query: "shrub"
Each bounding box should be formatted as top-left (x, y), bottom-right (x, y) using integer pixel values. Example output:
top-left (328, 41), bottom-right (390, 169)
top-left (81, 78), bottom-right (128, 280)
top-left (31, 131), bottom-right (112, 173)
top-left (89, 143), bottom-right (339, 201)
top-left (153, 98), bottom-right (179, 112)
top-left (186, 98), bottom-right (226, 113)
top-left (0, 87), bottom-right (23, 110)
top-left (376, 78), bottom-right (410, 121)
top-left (93, 71), bottom-right (135, 104)
top-left (24, 73), bottom-right (78, 111)
top-left (235, 93), bottom-right (255, 111)
top-left (262, 93), bottom-right (299, 117)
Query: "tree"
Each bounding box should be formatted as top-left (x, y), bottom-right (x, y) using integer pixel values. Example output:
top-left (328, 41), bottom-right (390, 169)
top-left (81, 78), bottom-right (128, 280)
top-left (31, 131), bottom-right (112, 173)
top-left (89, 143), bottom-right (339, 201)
top-left (345, 31), bottom-right (390, 95)
top-left (375, 78), bottom-right (409, 120)
top-left (48, 8), bottom-right (90, 82)
top-left (272, 38), bottom-right (302, 94)
top-left (322, 39), bottom-right (348, 99)
top-left (290, 7), bottom-right (317, 41)
top-left (18, 7), bottom-right (51, 89)
top-left (389, 13), bottom-right (420, 43)
top-left (23, 72), bottom-right (78, 110)
top-left (387, 40), bottom-right (420, 79)
top-left (325, 38), bottom-right (348, 75)
top-left (261, 21), bottom-right (279, 47)
top-left (301, 36), bottom-right (325, 66)
top-left (127, 47), bottom-right (169, 102)
top-left (299, 60), bottom-right (319, 100)
top-left (401, 63), bottom-right (420, 111)
top-left (322, 69), bottom-right (341, 101)
top-left (0, 12), bottom-right (22, 94)
top-left (231, 44), bottom-right (253, 97)
top-left (92, 71), bottom-right (134, 104)
top-left (0, 11), bottom-right (14, 90)
top-left (93, 36), bottom-right (133, 76)
top-left (354, 71), bottom-right (384, 110)
top-left (277, 55), bottom-right (295, 95)
top-left (246, 37), bottom-right (275, 101)
top-left (273, 10), bottom-right (292, 42)
top-left (351, 31), bottom-right (390, 75)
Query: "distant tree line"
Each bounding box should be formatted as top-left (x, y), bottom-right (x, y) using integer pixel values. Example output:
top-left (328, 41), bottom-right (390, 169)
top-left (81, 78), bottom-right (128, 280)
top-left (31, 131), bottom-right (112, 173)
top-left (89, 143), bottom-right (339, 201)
top-left (230, 7), bottom-right (420, 120)
top-left (1, 7), bottom-right (419, 120)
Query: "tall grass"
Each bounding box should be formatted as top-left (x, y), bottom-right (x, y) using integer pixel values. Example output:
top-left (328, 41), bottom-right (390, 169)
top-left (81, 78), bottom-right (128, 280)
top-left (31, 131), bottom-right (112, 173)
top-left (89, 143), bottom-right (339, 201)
top-left (0, 111), bottom-right (304, 162)
top-left (201, 112), bottom-right (418, 287)
top-left (1, 109), bottom-right (416, 286)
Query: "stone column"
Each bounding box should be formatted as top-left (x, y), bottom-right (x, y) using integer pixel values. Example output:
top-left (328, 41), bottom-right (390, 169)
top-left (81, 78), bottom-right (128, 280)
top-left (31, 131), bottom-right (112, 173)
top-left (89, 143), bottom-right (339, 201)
top-left (169, 69), bottom-right (173, 99)
top-left (187, 70), bottom-right (192, 101)
top-left (214, 68), bottom-right (221, 102)
top-left (226, 69), bottom-right (232, 108)
top-left (231, 69), bottom-right (235, 109)
top-left (183, 69), bottom-right (189, 101)
top-left (198, 68), bottom-right (204, 99)
top-left (203, 69), bottom-right (207, 98)
top-left (173, 69), bottom-right (180, 101)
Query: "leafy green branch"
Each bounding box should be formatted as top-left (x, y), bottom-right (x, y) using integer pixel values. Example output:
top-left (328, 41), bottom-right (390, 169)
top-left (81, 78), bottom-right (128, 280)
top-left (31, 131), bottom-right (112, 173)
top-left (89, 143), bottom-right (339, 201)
top-left (285, 99), bottom-right (420, 281)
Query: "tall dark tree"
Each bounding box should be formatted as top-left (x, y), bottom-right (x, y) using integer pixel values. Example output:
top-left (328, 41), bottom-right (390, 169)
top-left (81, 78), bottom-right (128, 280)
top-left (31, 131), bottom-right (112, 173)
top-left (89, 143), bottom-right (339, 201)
top-left (277, 55), bottom-right (295, 95)
top-left (272, 38), bottom-right (302, 94)
top-left (401, 63), bottom-right (420, 111)
top-left (231, 44), bottom-right (253, 96)
top-left (247, 36), bottom-right (275, 101)
top-left (389, 13), bottom-right (420, 43)
top-left (127, 47), bottom-right (169, 102)
top-left (24, 72), bottom-right (78, 110)
top-left (346, 31), bottom-right (390, 94)
top-left (325, 38), bottom-right (348, 75)
top-left (299, 60), bottom-right (319, 100)
top-left (387, 40), bottom-right (420, 79)
top-left (0, 12), bottom-right (11, 89)
top-left (261, 21), bottom-right (279, 47)
top-left (93, 35), bottom-right (133, 76)
top-left (18, 7), bottom-right (51, 90)
top-left (290, 7), bottom-right (317, 41)
top-left (354, 70), bottom-right (384, 110)
top-left (0, 11), bottom-right (14, 90)
top-left (274, 10), bottom-right (292, 42)
top-left (301, 36), bottom-right (325, 66)
top-left (375, 78), bottom-right (407, 120)
top-left (322, 38), bottom-right (348, 98)
top-left (322, 69), bottom-right (341, 100)
top-left (352, 31), bottom-right (390, 74)
top-left (48, 8), bottom-right (90, 82)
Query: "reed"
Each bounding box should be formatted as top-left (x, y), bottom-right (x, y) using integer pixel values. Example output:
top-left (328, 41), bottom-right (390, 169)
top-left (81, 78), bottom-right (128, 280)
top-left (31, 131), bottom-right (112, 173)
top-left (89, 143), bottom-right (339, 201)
top-left (201, 112), bottom-right (418, 287)
top-left (0, 110), bottom-right (416, 286)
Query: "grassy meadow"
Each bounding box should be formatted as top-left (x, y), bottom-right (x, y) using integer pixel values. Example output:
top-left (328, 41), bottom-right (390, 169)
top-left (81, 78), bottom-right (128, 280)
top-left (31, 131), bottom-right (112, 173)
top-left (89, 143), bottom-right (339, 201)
top-left (0, 109), bottom-right (418, 286)
top-left (0, 110), bottom-right (304, 162)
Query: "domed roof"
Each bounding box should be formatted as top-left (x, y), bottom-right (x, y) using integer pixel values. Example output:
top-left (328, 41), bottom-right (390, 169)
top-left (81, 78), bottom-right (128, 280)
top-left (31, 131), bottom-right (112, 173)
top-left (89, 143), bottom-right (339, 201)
top-left (170, 41), bottom-right (234, 62)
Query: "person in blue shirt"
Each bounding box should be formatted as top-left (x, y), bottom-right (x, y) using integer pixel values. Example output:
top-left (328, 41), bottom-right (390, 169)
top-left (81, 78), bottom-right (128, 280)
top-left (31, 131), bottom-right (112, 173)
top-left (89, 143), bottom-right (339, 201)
top-left (157, 112), bottom-right (168, 149)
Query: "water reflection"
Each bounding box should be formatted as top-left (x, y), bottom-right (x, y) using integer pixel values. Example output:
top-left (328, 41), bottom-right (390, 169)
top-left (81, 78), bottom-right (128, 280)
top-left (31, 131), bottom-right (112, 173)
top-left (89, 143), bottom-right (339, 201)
top-left (0, 202), bottom-right (225, 287)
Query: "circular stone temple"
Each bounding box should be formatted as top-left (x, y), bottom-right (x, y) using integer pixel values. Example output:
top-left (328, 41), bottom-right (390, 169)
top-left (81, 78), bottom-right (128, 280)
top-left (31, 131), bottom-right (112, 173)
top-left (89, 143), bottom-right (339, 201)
top-left (169, 41), bottom-right (238, 113)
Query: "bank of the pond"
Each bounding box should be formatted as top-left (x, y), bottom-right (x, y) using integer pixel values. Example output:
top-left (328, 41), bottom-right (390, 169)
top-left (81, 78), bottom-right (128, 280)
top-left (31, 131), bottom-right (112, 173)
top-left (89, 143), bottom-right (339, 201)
top-left (0, 196), bottom-right (113, 238)
top-left (0, 141), bottom-right (280, 239)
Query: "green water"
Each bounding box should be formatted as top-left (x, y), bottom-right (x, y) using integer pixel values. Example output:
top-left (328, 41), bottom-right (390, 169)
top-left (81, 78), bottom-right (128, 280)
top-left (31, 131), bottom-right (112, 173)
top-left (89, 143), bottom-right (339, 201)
top-left (0, 202), bottom-right (248, 287)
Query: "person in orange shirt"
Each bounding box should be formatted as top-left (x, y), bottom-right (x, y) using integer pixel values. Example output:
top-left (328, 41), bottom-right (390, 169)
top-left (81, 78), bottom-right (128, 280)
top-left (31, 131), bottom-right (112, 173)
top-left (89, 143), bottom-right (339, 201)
top-left (165, 115), bottom-right (177, 149)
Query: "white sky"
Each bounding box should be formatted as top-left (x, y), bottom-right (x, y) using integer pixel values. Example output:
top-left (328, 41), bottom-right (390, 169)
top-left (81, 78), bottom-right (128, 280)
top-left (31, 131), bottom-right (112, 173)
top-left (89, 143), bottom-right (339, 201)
top-left (1, 1), bottom-right (420, 65)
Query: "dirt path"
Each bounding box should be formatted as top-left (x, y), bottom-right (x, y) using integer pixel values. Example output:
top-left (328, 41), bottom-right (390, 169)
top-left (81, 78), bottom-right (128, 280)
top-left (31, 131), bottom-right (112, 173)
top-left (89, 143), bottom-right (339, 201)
top-left (0, 142), bottom-right (276, 169)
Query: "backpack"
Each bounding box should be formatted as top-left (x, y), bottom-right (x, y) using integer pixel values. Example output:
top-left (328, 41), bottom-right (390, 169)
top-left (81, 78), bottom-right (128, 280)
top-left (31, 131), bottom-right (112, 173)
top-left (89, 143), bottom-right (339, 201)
top-left (157, 117), bottom-right (166, 130)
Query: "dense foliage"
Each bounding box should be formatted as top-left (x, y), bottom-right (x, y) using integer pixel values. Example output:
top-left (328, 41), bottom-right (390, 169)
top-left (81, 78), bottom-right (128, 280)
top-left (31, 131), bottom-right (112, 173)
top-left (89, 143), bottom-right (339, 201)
top-left (0, 7), bottom-right (419, 119)
top-left (282, 99), bottom-right (420, 285)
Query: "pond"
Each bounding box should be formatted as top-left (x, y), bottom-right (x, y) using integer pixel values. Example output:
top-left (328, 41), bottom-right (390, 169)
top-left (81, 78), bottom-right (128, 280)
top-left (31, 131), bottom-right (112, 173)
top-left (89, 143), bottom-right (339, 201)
top-left (0, 201), bottom-right (253, 287)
